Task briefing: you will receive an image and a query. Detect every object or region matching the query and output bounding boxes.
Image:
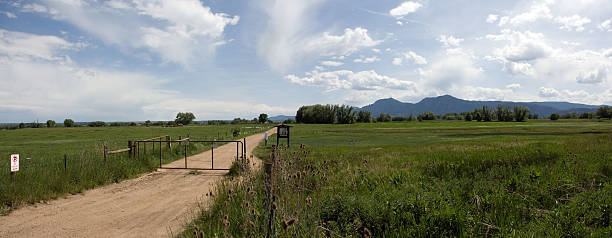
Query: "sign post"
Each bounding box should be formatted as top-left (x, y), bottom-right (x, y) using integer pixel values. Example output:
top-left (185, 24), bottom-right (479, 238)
top-left (275, 125), bottom-right (292, 147)
top-left (10, 154), bottom-right (19, 181)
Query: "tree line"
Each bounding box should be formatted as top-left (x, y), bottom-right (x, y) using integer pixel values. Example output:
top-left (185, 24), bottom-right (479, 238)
top-left (294, 104), bottom-right (612, 124)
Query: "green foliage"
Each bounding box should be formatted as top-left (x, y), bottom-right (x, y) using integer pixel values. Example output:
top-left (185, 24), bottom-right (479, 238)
top-left (18, 123), bottom-right (25, 129)
top-left (282, 118), bottom-right (295, 124)
top-left (357, 110), bottom-right (372, 123)
top-left (258, 113), bottom-right (268, 123)
top-left (597, 106), bottom-right (612, 119)
top-left (550, 113), bottom-right (560, 120)
top-left (481, 105), bottom-right (493, 121)
top-left (63, 119), bottom-right (75, 127)
top-left (336, 105), bottom-right (356, 124)
top-left (175, 112), bottom-right (196, 125)
top-left (46, 120), bottom-right (56, 128)
top-left (145, 120), bottom-right (152, 127)
top-left (513, 105), bottom-right (530, 122)
top-left (376, 113), bottom-right (392, 122)
top-left (87, 121), bottom-right (106, 127)
top-left (185, 121), bottom-right (612, 237)
top-left (418, 111), bottom-right (436, 121)
top-left (296, 104), bottom-right (336, 124)
top-left (464, 112), bottom-right (472, 121)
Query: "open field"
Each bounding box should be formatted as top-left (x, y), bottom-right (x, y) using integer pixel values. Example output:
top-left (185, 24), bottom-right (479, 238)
top-left (183, 120), bottom-right (612, 237)
top-left (0, 125), bottom-right (269, 214)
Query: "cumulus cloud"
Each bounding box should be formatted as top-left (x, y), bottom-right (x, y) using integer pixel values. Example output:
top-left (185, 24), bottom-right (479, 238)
top-left (486, 29), bottom-right (552, 62)
top-left (539, 87), bottom-right (560, 97)
top-left (419, 47), bottom-right (483, 90)
top-left (599, 19), bottom-right (611, 31)
top-left (555, 15), bottom-right (591, 32)
top-left (500, 1), bottom-right (553, 26)
top-left (486, 14), bottom-right (499, 24)
top-left (28, 0), bottom-right (239, 67)
top-left (259, 0), bottom-right (381, 72)
top-left (405, 51), bottom-right (428, 65)
top-left (438, 35), bottom-right (464, 48)
top-left (506, 83), bottom-right (521, 90)
top-left (2, 11), bottom-right (17, 18)
top-left (576, 68), bottom-right (607, 84)
top-left (286, 70), bottom-right (416, 91)
top-left (389, 1), bottom-right (422, 18)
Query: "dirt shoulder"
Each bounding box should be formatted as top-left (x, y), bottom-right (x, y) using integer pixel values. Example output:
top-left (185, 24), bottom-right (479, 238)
top-left (0, 128), bottom-right (276, 238)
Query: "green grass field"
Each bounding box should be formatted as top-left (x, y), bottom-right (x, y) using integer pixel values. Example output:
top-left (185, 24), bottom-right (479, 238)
top-left (183, 120), bottom-right (612, 237)
top-left (0, 124), bottom-right (270, 215)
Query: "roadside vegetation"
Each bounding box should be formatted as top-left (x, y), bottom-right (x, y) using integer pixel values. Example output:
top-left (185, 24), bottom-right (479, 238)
top-left (182, 120), bottom-right (612, 237)
top-left (0, 124), bottom-right (270, 215)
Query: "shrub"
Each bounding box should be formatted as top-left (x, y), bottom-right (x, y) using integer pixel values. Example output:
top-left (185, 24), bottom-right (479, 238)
top-left (336, 105), bottom-right (356, 124)
top-left (18, 122), bottom-right (25, 129)
top-left (88, 121), bottom-right (106, 127)
top-left (550, 113), bottom-right (560, 120)
top-left (282, 118), bottom-right (295, 124)
top-left (596, 106), bottom-right (611, 119)
top-left (144, 120), bottom-right (152, 127)
top-left (464, 112), bottom-right (472, 121)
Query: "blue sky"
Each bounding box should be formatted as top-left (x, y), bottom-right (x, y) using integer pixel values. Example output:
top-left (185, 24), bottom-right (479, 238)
top-left (1, 0), bottom-right (611, 122)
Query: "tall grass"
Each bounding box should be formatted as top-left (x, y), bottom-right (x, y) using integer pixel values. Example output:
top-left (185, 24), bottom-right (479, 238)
top-left (181, 120), bottom-right (612, 237)
top-left (0, 124), bottom-right (270, 215)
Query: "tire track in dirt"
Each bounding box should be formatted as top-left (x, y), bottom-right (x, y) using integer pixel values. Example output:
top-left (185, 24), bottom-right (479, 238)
top-left (0, 128), bottom-right (275, 238)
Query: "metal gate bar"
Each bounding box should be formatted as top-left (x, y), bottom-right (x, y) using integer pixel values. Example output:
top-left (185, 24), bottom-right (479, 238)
top-left (134, 139), bottom-right (245, 170)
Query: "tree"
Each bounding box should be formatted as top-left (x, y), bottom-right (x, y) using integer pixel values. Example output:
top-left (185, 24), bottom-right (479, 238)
top-left (376, 113), bottom-right (392, 122)
top-left (258, 113), bottom-right (268, 123)
top-left (513, 105), bottom-right (530, 122)
top-left (175, 112), bottom-right (196, 125)
top-left (418, 111), bottom-right (436, 120)
top-left (596, 106), bottom-right (611, 119)
top-left (283, 118), bottom-right (295, 124)
top-left (88, 121), bottom-right (106, 127)
top-left (464, 112), bottom-right (472, 121)
top-left (18, 122), bottom-right (25, 129)
top-left (64, 119), bottom-right (75, 127)
top-left (550, 113), bottom-right (560, 121)
top-left (356, 110), bottom-right (372, 123)
top-left (472, 109), bottom-right (482, 122)
top-left (481, 106), bottom-right (493, 122)
top-left (145, 120), bottom-right (152, 127)
top-left (336, 104), bottom-right (356, 124)
top-left (46, 120), bottom-right (56, 127)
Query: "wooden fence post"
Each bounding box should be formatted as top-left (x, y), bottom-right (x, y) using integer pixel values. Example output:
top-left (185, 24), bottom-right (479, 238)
top-left (104, 144), bottom-right (108, 162)
top-left (166, 135), bottom-right (170, 149)
top-left (64, 153), bottom-right (67, 172)
top-left (128, 140), bottom-right (132, 158)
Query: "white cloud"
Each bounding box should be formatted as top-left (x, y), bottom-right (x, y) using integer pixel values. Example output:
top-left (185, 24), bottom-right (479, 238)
top-left (503, 61), bottom-right (534, 76)
top-left (501, 1), bottom-right (553, 26)
top-left (555, 15), bottom-right (591, 32)
top-left (486, 29), bottom-right (552, 62)
top-left (396, 21), bottom-right (403, 26)
top-left (419, 48), bottom-right (483, 90)
top-left (486, 14), bottom-right (499, 23)
top-left (286, 70), bottom-right (416, 91)
top-left (259, 1), bottom-right (382, 72)
top-left (372, 48), bottom-right (381, 53)
top-left (392, 57), bottom-right (403, 66)
top-left (461, 86), bottom-right (512, 101)
top-left (539, 87), bottom-right (560, 97)
top-left (0, 29), bottom-right (76, 61)
top-left (389, 1), bottom-right (422, 18)
top-left (354, 56), bottom-right (381, 63)
top-left (2, 11), bottom-right (17, 18)
top-left (604, 48), bottom-right (612, 58)
top-left (599, 19), bottom-right (611, 31)
top-left (506, 83), bottom-right (521, 90)
top-left (320, 61), bottom-right (344, 67)
top-left (404, 51), bottom-right (428, 65)
top-left (576, 67), bottom-right (607, 84)
top-left (30, 0), bottom-right (239, 67)
top-left (438, 35), bottom-right (464, 48)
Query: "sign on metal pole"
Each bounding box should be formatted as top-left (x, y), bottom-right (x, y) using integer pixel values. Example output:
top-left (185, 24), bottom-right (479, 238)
top-left (10, 154), bottom-right (19, 172)
top-left (181, 139), bottom-right (190, 146)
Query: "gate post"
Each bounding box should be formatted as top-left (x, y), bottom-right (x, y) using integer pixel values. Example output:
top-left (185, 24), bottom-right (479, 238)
top-left (128, 140), bottom-right (132, 158)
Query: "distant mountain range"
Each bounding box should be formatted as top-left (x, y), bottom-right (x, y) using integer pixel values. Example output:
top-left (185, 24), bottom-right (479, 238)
top-left (358, 95), bottom-right (603, 117)
top-left (270, 95), bottom-right (604, 120)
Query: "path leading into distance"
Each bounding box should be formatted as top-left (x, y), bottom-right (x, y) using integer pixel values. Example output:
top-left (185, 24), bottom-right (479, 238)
top-left (0, 128), bottom-right (275, 238)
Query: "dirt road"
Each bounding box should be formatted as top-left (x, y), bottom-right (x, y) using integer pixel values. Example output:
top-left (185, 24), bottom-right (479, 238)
top-left (0, 128), bottom-right (275, 238)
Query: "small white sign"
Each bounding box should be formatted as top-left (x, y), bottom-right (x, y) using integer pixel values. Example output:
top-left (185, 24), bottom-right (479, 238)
top-left (181, 139), bottom-right (189, 146)
top-left (10, 154), bottom-right (19, 172)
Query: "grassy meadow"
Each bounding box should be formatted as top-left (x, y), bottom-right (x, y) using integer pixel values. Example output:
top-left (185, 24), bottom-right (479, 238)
top-left (0, 124), bottom-right (270, 215)
top-left (183, 120), bottom-right (612, 237)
